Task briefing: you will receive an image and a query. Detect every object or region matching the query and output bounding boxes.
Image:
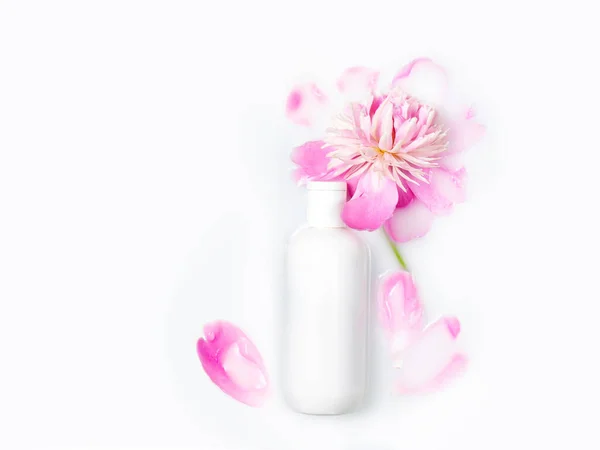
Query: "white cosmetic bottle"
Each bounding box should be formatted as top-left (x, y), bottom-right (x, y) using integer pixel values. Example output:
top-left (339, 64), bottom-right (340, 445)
top-left (283, 181), bottom-right (369, 414)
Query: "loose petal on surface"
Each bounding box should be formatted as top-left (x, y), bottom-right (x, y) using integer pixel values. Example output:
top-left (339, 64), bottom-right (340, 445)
top-left (285, 83), bottom-right (328, 127)
top-left (394, 316), bottom-right (467, 394)
top-left (342, 171), bottom-right (399, 231)
top-left (377, 271), bottom-right (424, 356)
top-left (384, 199), bottom-right (436, 243)
top-left (337, 66), bottom-right (380, 100)
top-left (291, 140), bottom-right (335, 183)
top-left (197, 321), bottom-right (269, 407)
top-left (392, 58), bottom-right (448, 107)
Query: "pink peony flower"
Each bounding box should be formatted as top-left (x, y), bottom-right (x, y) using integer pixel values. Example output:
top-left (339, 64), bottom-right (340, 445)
top-left (287, 59), bottom-right (485, 242)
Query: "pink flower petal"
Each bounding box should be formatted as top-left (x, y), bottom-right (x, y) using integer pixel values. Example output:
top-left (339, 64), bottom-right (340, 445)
top-left (346, 175), bottom-right (360, 198)
top-left (369, 94), bottom-right (385, 118)
top-left (222, 343), bottom-right (268, 392)
top-left (396, 186), bottom-right (415, 208)
top-left (342, 171), bottom-right (398, 231)
top-left (371, 99), bottom-right (394, 149)
top-left (285, 83), bottom-right (328, 127)
top-left (391, 58), bottom-right (448, 107)
top-left (394, 316), bottom-right (467, 394)
top-left (410, 168), bottom-right (467, 215)
top-left (337, 66), bottom-right (379, 99)
top-left (197, 321), bottom-right (269, 407)
top-left (438, 108), bottom-right (485, 170)
top-left (446, 114), bottom-right (486, 156)
top-left (438, 152), bottom-right (464, 172)
top-left (291, 140), bottom-right (336, 183)
top-left (377, 271), bottom-right (424, 357)
top-left (384, 199), bottom-right (436, 243)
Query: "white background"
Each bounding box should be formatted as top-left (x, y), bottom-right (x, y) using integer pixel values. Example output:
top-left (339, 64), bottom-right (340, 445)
top-left (1, 1), bottom-right (599, 449)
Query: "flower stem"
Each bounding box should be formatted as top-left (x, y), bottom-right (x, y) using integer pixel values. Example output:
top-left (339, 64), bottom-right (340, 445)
top-left (382, 228), bottom-right (409, 271)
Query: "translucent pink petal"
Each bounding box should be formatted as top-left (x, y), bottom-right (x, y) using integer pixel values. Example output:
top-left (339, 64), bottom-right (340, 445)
top-left (291, 140), bottom-right (334, 183)
top-left (391, 58), bottom-right (448, 107)
top-left (410, 168), bottom-right (467, 215)
top-left (197, 321), bottom-right (269, 407)
top-left (446, 114), bottom-right (486, 155)
top-left (438, 108), bottom-right (485, 170)
top-left (377, 271), bottom-right (424, 357)
top-left (337, 66), bottom-right (379, 99)
top-left (384, 199), bottom-right (436, 243)
top-left (394, 316), bottom-right (467, 394)
top-left (438, 152), bottom-right (464, 172)
top-left (285, 83), bottom-right (328, 127)
top-left (342, 171), bottom-right (398, 231)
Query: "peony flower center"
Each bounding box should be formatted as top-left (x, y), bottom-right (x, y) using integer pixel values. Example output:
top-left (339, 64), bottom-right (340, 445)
top-left (375, 147), bottom-right (390, 155)
top-left (325, 92), bottom-right (449, 189)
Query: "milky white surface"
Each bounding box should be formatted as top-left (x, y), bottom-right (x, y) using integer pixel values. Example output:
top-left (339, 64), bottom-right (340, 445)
top-left (0, 1), bottom-right (598, 449)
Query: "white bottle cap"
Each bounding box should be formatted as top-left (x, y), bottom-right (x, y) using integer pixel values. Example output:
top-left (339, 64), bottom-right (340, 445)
top-left (306, 181), bottom-right (347, 227)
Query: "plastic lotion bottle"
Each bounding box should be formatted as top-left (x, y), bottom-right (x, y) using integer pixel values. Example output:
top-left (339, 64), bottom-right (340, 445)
top-left (284, 181), bottom-right (369, 414)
